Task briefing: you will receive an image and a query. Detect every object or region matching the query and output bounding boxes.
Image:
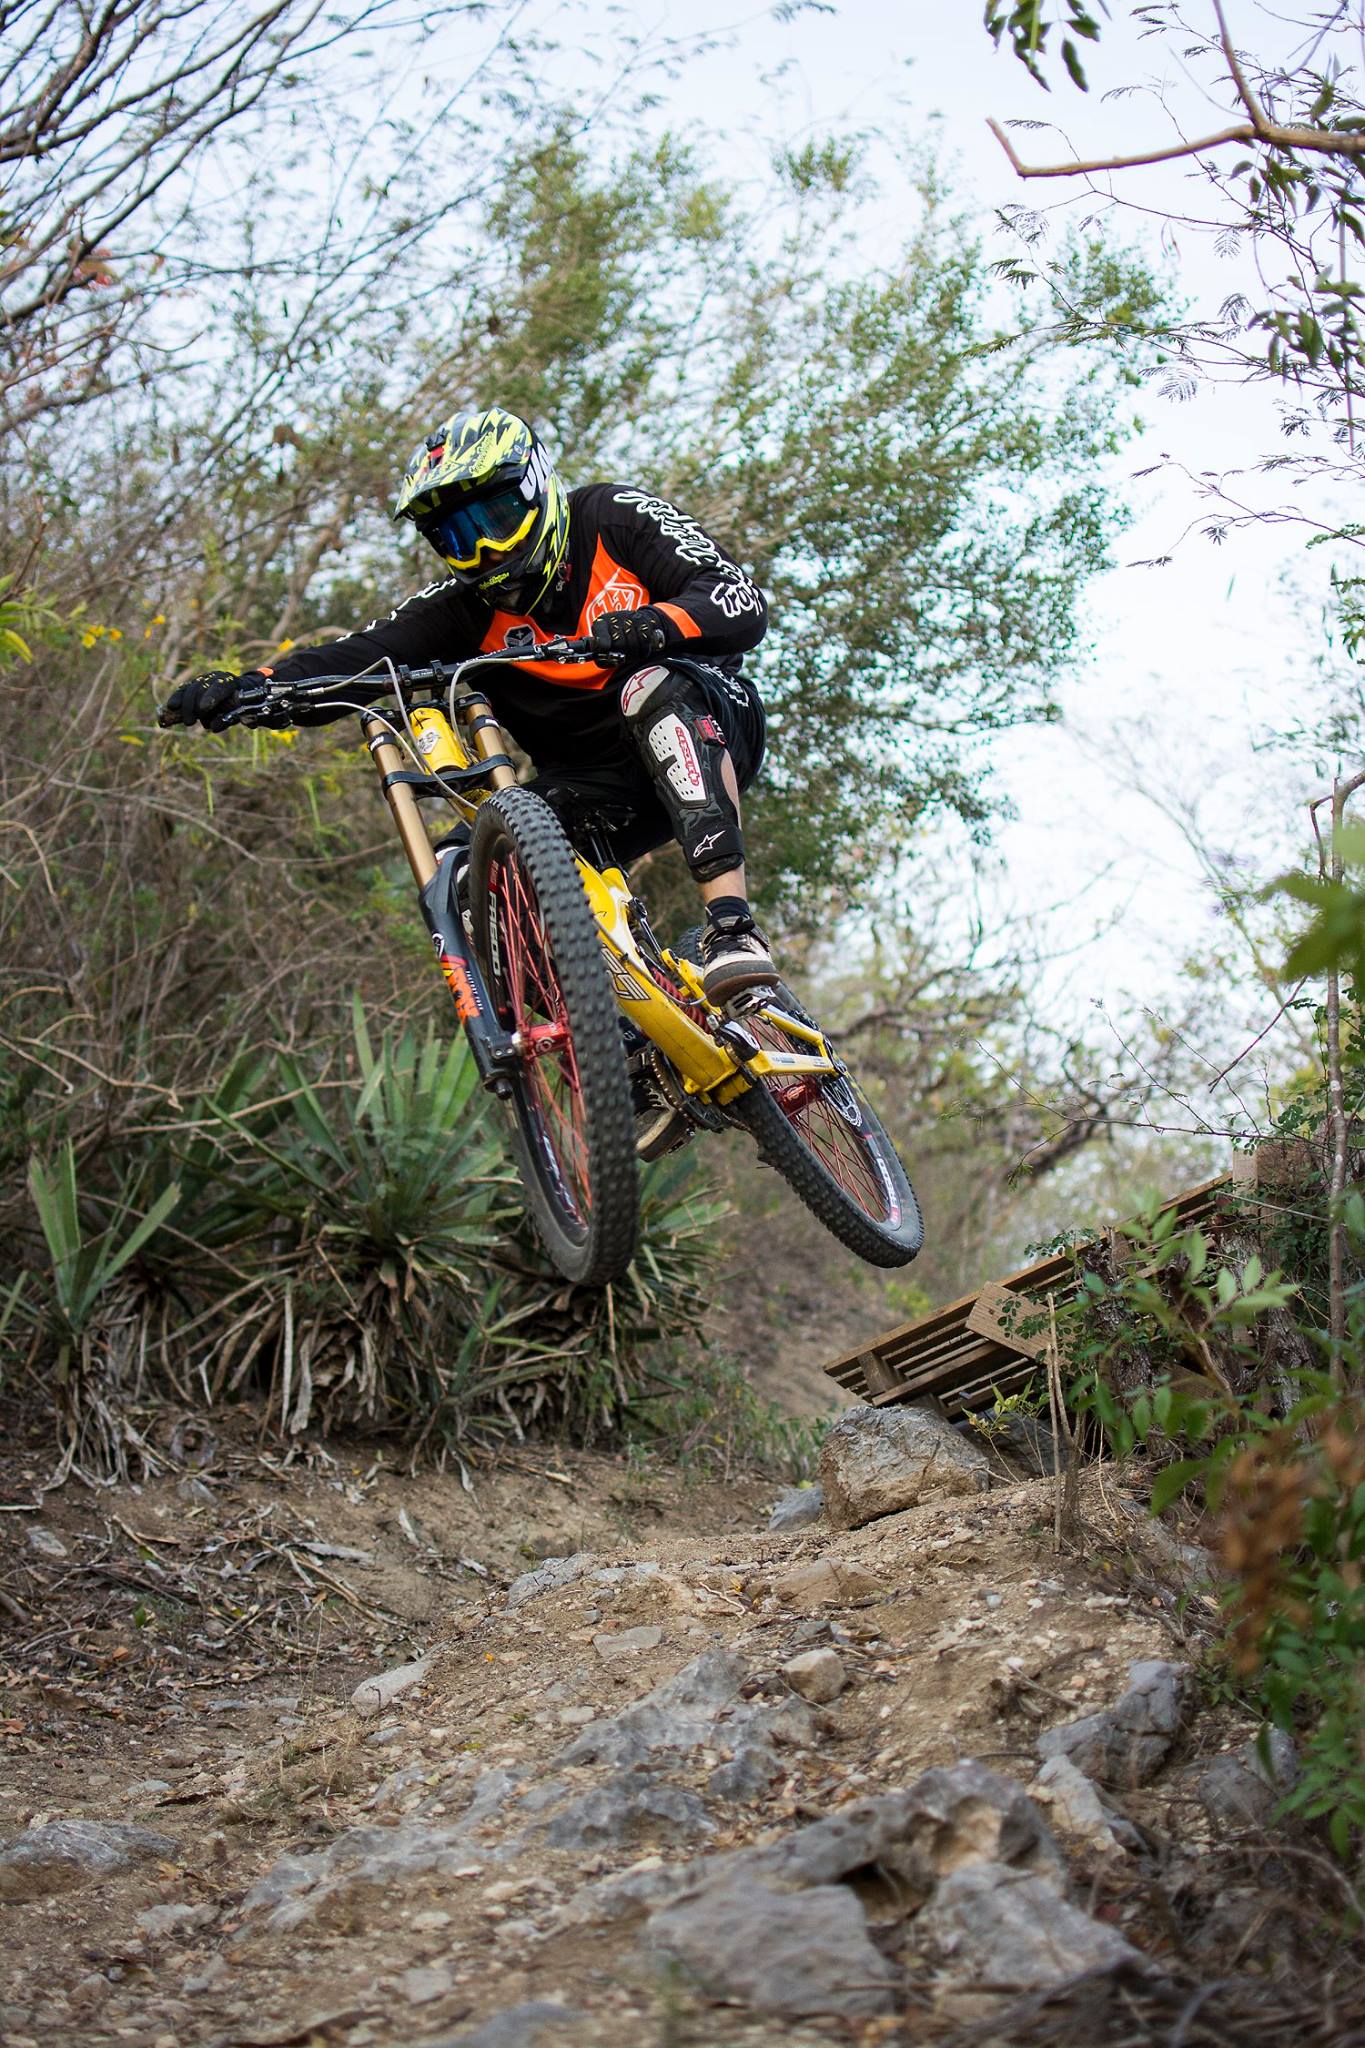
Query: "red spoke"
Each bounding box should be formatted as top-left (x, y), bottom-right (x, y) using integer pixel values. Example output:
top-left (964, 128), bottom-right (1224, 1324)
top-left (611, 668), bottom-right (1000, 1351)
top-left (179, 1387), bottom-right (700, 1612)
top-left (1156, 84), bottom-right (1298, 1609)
top-left (490, 852), bottom-right (593, 1221)
top-left (752, 1017), bottom-right (890, 1223)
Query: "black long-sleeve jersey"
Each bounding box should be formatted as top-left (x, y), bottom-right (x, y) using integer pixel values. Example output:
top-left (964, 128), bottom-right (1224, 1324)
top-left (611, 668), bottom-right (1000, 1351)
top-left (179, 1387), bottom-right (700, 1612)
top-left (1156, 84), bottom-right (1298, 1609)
top-left (266, 483), bottom-right (768, 769)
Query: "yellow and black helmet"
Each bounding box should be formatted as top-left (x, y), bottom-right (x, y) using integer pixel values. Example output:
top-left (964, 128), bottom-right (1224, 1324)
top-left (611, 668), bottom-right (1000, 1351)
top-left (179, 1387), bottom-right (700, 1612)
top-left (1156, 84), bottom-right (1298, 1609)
top-left (394, 405), bottom-right (569, 610)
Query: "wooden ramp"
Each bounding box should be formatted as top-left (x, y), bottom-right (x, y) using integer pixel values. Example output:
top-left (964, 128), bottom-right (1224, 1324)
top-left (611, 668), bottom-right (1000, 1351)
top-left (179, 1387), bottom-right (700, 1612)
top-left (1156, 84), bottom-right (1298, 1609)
top-left (823, 1174), bottom-right (1238, 1417)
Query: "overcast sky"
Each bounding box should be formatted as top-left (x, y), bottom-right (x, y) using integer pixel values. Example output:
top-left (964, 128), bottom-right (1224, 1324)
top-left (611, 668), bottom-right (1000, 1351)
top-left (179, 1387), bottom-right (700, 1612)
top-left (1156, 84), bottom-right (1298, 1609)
top-left (617, 1), bottom-right (1347, 1043)
top-left (434, 2), bottom-right (1349, 1055)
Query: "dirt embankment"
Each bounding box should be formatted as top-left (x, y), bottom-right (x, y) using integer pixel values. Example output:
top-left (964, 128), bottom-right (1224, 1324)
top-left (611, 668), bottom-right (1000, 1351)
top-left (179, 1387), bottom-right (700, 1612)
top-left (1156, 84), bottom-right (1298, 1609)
top-left (0, 1424), bottom-right (1336, 2048)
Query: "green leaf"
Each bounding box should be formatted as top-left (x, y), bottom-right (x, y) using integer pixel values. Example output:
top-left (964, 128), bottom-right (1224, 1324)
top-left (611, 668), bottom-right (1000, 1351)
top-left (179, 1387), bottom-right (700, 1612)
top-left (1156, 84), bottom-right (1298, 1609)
top-left (1149, 1458), bottom-right (1206, 1514)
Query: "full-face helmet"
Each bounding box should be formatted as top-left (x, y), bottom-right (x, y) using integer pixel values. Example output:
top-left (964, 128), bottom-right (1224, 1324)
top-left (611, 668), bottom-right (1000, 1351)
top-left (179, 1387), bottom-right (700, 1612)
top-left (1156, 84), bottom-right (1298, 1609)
top-left (394, 405), bottom-right (568, 611)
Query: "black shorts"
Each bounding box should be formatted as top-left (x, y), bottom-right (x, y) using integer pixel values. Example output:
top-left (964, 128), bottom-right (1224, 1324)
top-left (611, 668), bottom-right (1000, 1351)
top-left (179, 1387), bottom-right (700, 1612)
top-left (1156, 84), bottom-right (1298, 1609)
top-left (529, 659), bottom-right (766, 867)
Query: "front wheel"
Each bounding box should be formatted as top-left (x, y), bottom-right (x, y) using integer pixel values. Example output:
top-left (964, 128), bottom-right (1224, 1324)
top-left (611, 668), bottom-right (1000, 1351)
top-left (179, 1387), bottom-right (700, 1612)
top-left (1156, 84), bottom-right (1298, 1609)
top-left (731, 985), bottom-right (923, 1268)
top-left (469, 788), bottom-right (638, 1285)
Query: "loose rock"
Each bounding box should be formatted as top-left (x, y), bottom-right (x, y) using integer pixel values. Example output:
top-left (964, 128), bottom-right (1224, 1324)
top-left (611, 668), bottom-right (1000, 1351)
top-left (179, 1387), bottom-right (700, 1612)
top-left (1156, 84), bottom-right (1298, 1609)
top-left (647, 1873), bottom-right (898, 2018)
top-left (1195, 1731), bottom-right (1298, 1831)
top-left (918, 1860), bottom-right (1144, 1994)
top-left (1032, 1756), bottom-right (1138, 1855)
top-left (505, 1553), bottom-right (598, 1609)
top-left (1038, 1659), bottom-right (1194, 1788)
top-left (0, 1820), bottom-right (176, 1902)
top-left (767, 1485), bottom-right (824, 1531)
top-left (819, 1402), bottom-right (989, 1529)
top-left (350, 1652), bottom-right (436, 1717)
top-left (399, 1963), bottom-right (455, 2004)
top-left (782, 1648), bottom-right (847, 1703)
top-left (769, 1558), bottom-right (884, 1609)
top-left (428, 2004), bottom-right (585, 2047)
top-left (537, 1770), bottom-right (710, 1851)
top-left (593, 1625), bottom-right (663, 1661)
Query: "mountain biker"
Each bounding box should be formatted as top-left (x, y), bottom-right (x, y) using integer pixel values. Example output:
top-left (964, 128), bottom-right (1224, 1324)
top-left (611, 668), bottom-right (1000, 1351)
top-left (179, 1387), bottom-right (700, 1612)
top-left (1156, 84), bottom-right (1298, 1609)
top-left (163, 408), bottom-right (775, 1051)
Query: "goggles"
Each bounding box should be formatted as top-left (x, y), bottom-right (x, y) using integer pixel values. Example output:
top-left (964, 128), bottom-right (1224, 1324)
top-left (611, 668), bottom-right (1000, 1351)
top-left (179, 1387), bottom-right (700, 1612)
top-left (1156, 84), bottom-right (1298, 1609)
top-left (417, 485), bottom-right (536, 570)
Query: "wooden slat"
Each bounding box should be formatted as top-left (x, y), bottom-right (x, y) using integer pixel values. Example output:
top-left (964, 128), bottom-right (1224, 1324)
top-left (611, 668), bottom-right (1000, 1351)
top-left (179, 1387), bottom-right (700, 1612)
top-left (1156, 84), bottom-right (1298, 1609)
top-left (824, 1172), bottom-right (1236, 1409)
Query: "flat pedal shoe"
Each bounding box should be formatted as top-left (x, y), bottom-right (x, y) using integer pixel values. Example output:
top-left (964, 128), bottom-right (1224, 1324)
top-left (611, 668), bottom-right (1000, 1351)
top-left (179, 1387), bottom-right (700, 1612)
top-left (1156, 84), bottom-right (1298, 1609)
top-left (700, 915), bottom-right (777, 1005)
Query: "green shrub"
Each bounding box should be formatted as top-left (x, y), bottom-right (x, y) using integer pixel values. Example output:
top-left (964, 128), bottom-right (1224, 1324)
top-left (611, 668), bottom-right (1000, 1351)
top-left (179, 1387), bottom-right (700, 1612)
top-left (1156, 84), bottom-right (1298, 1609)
top-left (1055, 1190), bottom-right (1365, 1861)
top-left (14, 1014), bottom-right (723, 1471)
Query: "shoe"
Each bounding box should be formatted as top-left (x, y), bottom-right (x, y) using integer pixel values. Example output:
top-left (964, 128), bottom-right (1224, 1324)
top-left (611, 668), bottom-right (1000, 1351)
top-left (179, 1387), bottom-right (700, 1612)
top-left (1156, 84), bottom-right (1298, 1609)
top-left (631, 1062), bottom-right (692, 1160)
top-left (700, 913), bottom-right (777, 1005)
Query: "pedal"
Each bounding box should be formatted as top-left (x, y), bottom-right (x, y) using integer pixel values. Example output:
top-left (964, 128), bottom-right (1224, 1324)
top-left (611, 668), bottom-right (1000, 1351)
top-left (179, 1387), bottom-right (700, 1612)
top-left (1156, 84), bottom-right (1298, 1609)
top-left (724, 982), bottom-right (779, 1017)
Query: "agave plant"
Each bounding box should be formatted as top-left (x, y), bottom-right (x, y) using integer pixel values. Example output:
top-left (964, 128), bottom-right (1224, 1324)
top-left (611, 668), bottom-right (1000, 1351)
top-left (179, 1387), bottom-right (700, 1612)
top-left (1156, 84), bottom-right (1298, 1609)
top-left (27, 1139), bottom-right (180, 1480)
top-left (216, 1005), bottom-right (521, 1432)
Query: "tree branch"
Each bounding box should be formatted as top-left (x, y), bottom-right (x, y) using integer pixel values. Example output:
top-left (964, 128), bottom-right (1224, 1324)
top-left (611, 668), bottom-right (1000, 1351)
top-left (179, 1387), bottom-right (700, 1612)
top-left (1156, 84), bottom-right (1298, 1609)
top-left (987, 103), bottom-right (1365, 180)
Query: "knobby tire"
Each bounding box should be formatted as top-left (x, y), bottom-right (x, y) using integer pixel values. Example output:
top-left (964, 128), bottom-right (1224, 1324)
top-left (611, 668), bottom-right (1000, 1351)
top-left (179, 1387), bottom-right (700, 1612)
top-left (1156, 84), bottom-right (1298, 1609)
top-left (469, 788), bottom-right (638, 1285)
top-left (731, 982), bottom-right (923, 1268)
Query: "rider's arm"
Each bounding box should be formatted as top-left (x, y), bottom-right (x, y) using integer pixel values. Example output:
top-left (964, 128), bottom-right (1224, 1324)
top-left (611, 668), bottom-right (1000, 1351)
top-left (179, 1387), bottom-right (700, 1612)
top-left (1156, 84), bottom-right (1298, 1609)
top-left (257, 577), bottom-right (479, 724)
top-left (586, 485), bottom-right (768, 657)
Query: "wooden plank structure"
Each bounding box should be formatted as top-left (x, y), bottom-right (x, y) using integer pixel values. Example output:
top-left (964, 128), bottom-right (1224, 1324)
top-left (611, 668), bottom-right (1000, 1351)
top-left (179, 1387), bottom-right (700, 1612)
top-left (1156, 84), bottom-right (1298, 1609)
top-left (823, 1173), bottom-right (1241, 1418)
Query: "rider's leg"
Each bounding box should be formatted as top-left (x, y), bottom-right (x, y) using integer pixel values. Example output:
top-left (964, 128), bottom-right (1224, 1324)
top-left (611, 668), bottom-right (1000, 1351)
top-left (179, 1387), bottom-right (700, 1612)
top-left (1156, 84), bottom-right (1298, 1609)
top-left (619, 662), bottom-right (775, 1003)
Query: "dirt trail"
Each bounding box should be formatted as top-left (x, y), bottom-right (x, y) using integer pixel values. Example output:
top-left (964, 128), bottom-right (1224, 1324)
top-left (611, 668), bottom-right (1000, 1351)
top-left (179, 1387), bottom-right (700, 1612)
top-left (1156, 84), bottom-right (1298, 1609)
top-left (0, 1431), bottom-right (1275, 2047)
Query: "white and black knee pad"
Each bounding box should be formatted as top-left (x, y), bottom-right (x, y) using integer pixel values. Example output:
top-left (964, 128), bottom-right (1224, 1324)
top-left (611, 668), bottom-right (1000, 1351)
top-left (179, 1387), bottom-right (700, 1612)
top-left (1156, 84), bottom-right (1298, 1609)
top-left (620, 664), bottom-right (745, 883)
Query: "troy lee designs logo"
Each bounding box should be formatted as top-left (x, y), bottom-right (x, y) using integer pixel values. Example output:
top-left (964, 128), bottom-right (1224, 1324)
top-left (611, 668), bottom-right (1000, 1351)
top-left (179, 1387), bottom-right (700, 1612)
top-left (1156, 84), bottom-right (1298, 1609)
top-left (585, 569), bottom-right (646, 627)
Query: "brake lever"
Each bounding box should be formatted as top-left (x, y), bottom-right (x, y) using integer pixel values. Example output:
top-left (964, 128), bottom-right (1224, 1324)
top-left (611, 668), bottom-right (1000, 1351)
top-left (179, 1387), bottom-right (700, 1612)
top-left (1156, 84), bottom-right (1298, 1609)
top-left (215, 679), bottom-right (284, 730)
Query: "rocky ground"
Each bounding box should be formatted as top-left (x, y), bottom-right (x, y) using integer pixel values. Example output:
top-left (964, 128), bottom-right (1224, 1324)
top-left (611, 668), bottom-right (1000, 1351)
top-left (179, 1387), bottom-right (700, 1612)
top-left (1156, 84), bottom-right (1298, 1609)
top-left (0, 1403), bottom-right (1353, 2048)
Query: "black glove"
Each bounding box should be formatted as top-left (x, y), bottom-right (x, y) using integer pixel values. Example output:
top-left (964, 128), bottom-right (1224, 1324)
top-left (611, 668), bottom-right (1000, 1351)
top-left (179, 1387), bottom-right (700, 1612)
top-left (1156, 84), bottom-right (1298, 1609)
top-left (588, 608), bottom-right (669, 660)
top-left (160, 668), bottom-right (268, 731)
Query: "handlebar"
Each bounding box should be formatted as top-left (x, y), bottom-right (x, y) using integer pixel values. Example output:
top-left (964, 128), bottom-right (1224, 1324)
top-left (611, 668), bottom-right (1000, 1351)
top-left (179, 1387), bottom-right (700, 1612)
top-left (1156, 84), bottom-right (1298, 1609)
top-left (157, 635), bottom-right (616, 731)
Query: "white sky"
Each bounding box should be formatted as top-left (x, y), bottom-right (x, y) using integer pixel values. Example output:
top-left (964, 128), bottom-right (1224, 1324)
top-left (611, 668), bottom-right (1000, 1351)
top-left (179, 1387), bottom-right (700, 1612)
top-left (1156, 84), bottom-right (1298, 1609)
top-left (372, 0), bottom-right (1349, 1070)
top-left (547, 0), bottom-right (1351, 1055)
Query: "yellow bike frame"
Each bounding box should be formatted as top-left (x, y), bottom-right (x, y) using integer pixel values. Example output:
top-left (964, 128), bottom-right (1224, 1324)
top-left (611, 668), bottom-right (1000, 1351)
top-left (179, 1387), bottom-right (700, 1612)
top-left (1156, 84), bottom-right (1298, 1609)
top-left (369, 693), bottom-right (839, 1110)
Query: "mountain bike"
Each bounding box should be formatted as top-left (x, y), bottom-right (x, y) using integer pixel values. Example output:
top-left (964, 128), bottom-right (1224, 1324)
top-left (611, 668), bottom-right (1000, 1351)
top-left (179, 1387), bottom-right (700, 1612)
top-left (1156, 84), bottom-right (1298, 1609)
top-left (161, 642), bottom-right (923, 1285)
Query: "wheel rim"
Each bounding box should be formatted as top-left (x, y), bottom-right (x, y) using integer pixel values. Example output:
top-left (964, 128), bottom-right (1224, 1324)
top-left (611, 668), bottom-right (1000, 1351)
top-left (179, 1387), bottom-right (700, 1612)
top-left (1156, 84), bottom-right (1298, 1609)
top-left (488, 847), bottom-right (593, 1229)
top-left (748, 1011), bottom-right (901, 1227)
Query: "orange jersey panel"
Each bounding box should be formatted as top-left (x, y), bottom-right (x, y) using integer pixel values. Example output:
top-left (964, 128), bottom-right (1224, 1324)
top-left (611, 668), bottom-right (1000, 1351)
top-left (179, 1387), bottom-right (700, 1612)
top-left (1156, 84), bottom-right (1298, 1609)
top-left (478, 537), bottom-right (656, 687)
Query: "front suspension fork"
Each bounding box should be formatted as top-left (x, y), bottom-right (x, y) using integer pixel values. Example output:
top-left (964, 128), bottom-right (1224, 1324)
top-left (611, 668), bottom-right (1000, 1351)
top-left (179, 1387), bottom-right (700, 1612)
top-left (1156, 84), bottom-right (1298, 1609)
top-left (362, 709), bottom-right (517, 1093)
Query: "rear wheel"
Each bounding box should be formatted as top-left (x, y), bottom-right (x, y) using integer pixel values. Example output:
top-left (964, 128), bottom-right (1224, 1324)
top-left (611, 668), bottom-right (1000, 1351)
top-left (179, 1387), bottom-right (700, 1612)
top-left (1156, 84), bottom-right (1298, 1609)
top-left (730, 983), bottom-right (923, 1268)
top-left (469, 788), bottom-right (638, 1284)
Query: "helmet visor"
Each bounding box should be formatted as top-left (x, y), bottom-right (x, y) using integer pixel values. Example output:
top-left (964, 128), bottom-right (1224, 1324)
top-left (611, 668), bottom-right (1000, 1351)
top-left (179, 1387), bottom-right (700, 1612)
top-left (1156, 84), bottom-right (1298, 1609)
top-left (418, 486), bottom-right (536, 570)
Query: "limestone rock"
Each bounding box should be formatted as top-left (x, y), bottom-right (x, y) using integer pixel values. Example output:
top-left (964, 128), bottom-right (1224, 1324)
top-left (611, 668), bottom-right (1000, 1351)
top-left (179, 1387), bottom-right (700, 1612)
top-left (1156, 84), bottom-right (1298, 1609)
top-left (350, 1652), bottom-right (435, 1716)
top-left (782, 1648), bottom-right (847, 1703)
top-left (428, 2004), bottom-right (585, 2047)
top-left (0, 1820), bottom-right (176, 1902)
top-left (556, 1646), bottom-right (816, 1772)
top-left (242, 1770), bottom-right (518, 1930)
top-left (768, 1485), bottom-right (824, 1531)
top-left (769, 1557), bottom-right (885, 1609)
top-left (505, 1552), bottom-right (598, 1609)
top-left (918, 1860), bottom-right (1144, 1992)
top-left (399, 1963), bottom-right (455, 2004)
top-left (646, 1873), bottom-right (898, 2018)
top-left (538, 1771), bottom-right (710, 1851)
top-left (745, 1762), bottom-right (1062, 1902)
top-left (1033, 1756), bottom-right (1139, 1855)
top-left (566, 1761), bottom-right (1060, 1932)
top-left (593, 1626), bottom-right (663, 1661)
top-left (1195, 1731), bottom-right (1298, 1831)
top-left (1038, 1660), bottom-right (1194, 1788)
top-left (819, 1403), bottom-right (990, 1530)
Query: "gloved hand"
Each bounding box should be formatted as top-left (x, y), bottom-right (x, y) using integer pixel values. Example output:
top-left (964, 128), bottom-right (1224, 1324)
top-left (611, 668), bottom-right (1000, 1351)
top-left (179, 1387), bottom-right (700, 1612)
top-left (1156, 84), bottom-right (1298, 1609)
top-left (588, 608), bottom-right (669, 660)
top-left (160, 668), bottom-right (267, 731)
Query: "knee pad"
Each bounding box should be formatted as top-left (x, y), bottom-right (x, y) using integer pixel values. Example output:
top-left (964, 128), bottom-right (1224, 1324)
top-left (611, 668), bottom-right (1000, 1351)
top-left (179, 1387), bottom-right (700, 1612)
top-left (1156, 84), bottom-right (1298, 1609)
top-left (620, 665), bottom-right (745, 882)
